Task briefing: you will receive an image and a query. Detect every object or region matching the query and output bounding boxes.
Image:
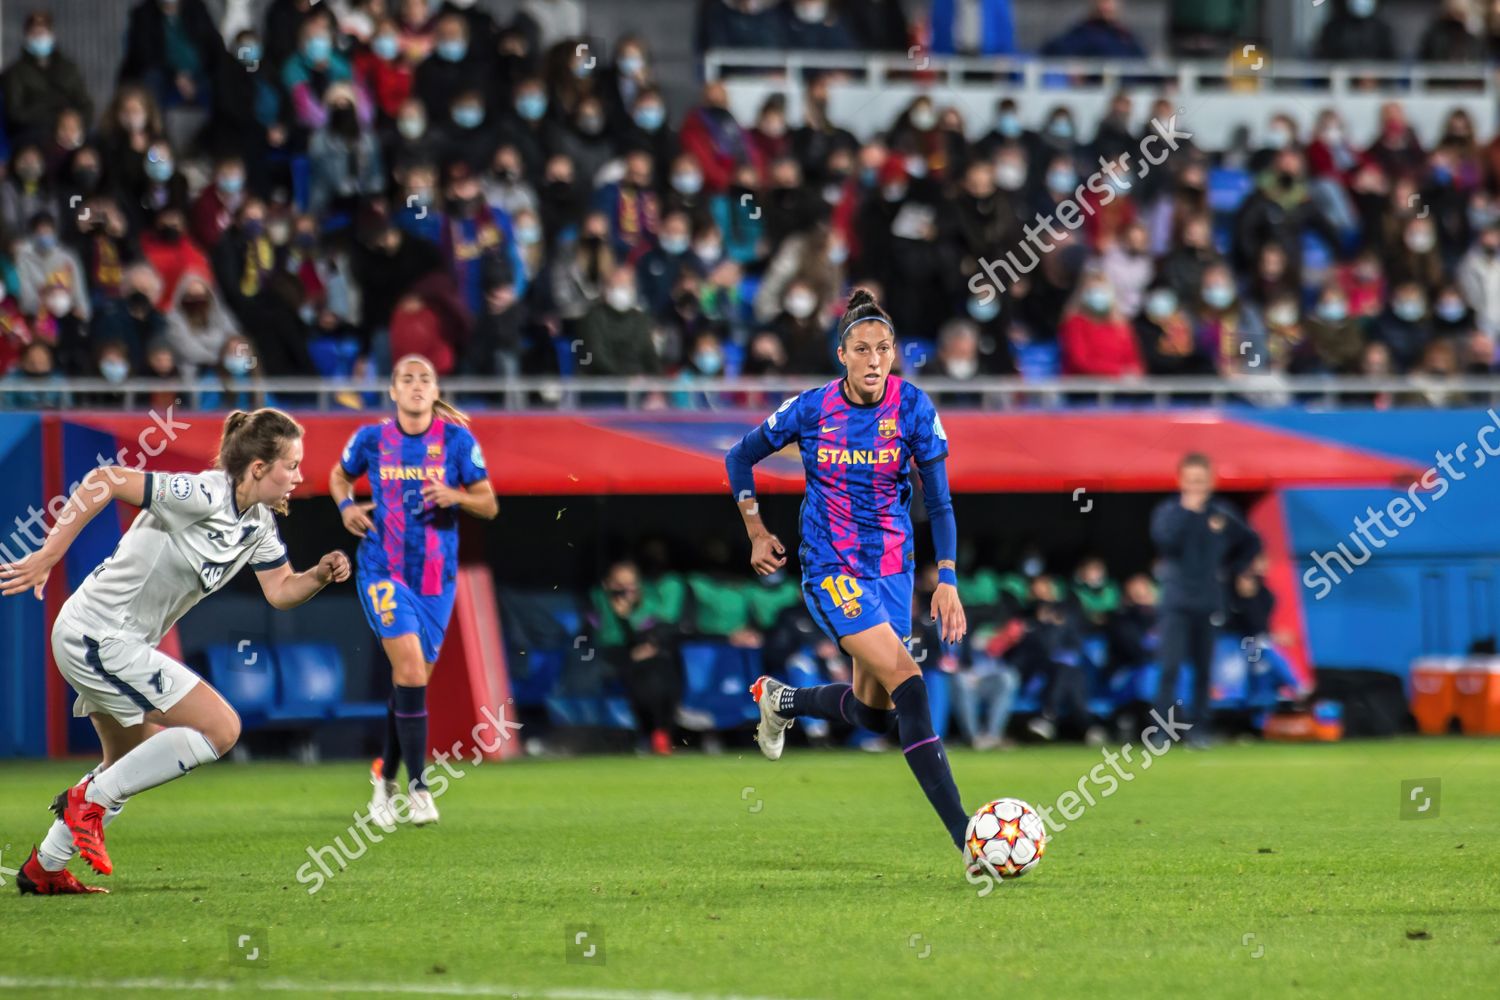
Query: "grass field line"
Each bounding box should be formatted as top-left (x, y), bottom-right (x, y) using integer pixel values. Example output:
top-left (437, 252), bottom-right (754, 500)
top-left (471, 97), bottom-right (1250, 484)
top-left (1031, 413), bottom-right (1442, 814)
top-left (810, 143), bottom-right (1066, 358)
top-left (0, 975), bottom-right (803, 1000)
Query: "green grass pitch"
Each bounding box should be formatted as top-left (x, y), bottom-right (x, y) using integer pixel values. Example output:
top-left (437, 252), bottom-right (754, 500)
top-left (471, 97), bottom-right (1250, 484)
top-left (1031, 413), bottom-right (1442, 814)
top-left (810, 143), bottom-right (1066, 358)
top-left (2, 739), bottom-right (1498, 999)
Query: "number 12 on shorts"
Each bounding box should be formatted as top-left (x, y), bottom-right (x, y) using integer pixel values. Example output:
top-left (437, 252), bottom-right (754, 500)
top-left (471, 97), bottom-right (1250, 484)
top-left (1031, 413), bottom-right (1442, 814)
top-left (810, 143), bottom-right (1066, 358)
top-left (367, 580), bottom-right (397, 626)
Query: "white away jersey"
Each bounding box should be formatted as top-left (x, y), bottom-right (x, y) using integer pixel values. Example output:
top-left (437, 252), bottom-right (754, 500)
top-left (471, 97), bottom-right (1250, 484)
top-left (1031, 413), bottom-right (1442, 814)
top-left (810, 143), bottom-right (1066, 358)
top-left (61, 470), bottom-right (288, 644)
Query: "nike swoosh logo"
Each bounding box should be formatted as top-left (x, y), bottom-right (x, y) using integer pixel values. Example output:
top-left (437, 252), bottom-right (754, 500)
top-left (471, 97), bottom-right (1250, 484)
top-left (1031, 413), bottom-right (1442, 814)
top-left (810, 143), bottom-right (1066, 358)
top-left (820, 424), bottom-right (840, 434)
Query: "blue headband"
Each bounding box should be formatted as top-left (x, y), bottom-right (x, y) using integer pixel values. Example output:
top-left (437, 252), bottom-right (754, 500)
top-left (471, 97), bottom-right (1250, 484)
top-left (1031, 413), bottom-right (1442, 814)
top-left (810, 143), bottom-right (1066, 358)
top-left (840, 315), bottom-right (896, 339)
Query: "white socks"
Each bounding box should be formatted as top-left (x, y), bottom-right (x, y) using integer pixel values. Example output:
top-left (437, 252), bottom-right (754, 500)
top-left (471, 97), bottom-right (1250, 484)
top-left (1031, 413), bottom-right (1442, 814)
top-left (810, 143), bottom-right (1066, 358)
top-left (39, 768), bottom-right (122, 872)
top-left (85, 727), bottom-right (219, 811)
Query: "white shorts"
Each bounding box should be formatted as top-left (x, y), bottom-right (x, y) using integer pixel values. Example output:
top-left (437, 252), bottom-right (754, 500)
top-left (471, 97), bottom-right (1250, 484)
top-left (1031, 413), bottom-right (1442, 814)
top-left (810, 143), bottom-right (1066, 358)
top-left (52, 614), bottom-right (201, 727)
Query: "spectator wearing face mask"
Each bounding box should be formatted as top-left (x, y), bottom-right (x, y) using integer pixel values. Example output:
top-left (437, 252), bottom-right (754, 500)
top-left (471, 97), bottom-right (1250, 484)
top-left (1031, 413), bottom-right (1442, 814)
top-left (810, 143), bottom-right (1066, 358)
top-left (119, 0), bottom-right (222, 110)
top-left (636, 210), bottom-right (700, 318)
top-left (698, 0), bottom-right (789, 53)
top-left (753, 222), bottom-right (847, 324)
top-left (1159, 212), bottom-right (1220, 305)
top-left (190, 157), bottom-right (248, 251)
top-left (204, 29), bottom-right (286, 188)
top-left (495, 78), bottom-right (551, 181)
top-left (620, 88), bottom-right (678, 183)
top-left (1431, 284), bottom-right (1474, 338)
top-left (483, 145), bottom-right (540, 221)
top-left (1060, 273), bottom-right (1143, 376)
top-left (931, 318), bottom-right (984, 408)
top-left (91, 263), bottom-right (166, 369)
top-left (1458, 223), bottom-right (1500, 336)
top-left (163, 275), bottom-right (238, 377)
top-left (1136, 283), bottom-right (1213, 376)
top-left (5, 11), bottom-right (93, 139)
top-left (441, 164), bottom-right (528, 321)
top-left (284, 16), bottom-right (372, 131)
top-left (1194, 262), bottom-right (1266, 377)
top-left (579, 268), bottom-right (659, 375)
top-left (673, 329), bottom-right (728, 407)
top-left (1387, 216), bottom-right (1445, 295)
top-left (357, 17), bottom-right (418, 123)
top-left (1095, 221), bottom-right (1154, 319)
top-left (33, 276), bottom-right (89, 374)
top-left (198, 334), bottom-right (270, 409)
top-left (600, 35), bottom-right (657, 136)
top-left (1303, 283), bottom-right (1366, 374)
top-left (97, 85), bottom-right (162, 197)
top-left (593, 148), bottom-right (662, 261)
top-left (0, 145), bottom-right (53, 239)
top-left (16, 212), bottom-right (89, 322)
top-left (140, 207), bottom-right (211, 309)
top-left (546, 96), bottom-right (617, 198)
top-left (1369, 281), bottom-right (1433, 373)
top-left (415, 14), bottom-right (489, 125)
top-left (1363, 102), bottom-right (1425, 183)
top-left (308, 92), bottom-right (386, 215)
top-left (1316, 0), bottom-right (1397, 62)
top-left (762, 278), bottom-right (834, 374)
top-left (83, 340), bottom-right (134, 408)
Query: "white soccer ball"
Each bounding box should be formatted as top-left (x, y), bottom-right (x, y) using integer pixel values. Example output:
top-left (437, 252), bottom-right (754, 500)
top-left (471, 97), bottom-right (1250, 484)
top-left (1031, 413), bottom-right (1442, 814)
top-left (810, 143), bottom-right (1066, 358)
top-left (964, 797), bottom-right (1047, 880)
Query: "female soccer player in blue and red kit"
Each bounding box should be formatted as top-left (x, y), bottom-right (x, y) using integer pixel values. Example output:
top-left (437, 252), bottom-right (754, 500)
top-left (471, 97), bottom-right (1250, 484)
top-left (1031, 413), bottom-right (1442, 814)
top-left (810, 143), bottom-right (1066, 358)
top-left (726, 288), bottom-right (972, 859)
top-left (330, 355), bottom-right (498, 828)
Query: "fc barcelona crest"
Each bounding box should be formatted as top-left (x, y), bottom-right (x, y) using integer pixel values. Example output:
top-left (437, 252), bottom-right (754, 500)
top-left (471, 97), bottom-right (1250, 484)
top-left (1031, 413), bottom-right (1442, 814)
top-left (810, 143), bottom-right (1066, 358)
top-left (427, 443), bottom-right (444, 458)
top-left (878, 418), bottom-right (898, 439)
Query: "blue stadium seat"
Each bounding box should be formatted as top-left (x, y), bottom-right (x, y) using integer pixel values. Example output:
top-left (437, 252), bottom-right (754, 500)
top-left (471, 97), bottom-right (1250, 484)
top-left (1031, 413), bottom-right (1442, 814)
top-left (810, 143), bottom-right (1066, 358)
top-left (307, 335), bottom-right (363, 378)
top-left (1301, 230), bottom-right (1333, 277)
top-left (270, 643), bottom-right (344, 721)
top-left (1016, 341), bottom-right (1061, 379)
top-left (679, 641), bottom-right (762, 730)
top-left (510, 649), bottom-right (566, 707)
top-left (722, 340), bottom-right (745, 376)
top-left (1208, 168), bottom-right (1254, 214)
top-left (544, 694), bottom-right (638, 729)
top-left (199, 643), bottom-right (276, 727)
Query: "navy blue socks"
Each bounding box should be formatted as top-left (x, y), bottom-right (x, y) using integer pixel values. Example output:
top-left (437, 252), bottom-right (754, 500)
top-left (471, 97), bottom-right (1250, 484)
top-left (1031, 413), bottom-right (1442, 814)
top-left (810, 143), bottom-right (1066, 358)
top-left (784, 683), bottom-right (896, 733)
top-left (380, 695), bottom-right (400, 781)
top-left (392, 684), bottom-right (430, 790)
top-left (891, 675), bottom-right (968, 849)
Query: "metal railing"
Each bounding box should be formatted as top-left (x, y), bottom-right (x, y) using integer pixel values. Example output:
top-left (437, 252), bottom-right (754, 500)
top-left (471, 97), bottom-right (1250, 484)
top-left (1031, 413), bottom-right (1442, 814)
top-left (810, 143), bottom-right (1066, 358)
top-left (4, 375), bottom-right (1499, 412)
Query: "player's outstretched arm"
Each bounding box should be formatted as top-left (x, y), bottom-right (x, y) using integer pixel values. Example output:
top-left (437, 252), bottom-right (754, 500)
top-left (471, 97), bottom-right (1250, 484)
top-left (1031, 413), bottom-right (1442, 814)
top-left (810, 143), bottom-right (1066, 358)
top-left (0, 466), bottom-right (146, 599)
top-left (330, 462), bottom-right (376, 537)
top-left (918, 457), bottom-right (967, 645)
top-left (255, 552), bottom-right (352, 611)
top-left (421, 478), bottom-right (498, 519)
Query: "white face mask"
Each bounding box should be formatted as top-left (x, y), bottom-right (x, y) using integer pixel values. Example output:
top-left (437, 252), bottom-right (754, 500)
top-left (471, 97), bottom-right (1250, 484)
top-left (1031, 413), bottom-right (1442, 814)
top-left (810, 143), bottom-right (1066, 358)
top-left (946, 357), bottom-right (978, 379)
top-left (45, 290), bottom-right (72, 316)
top-left (694, 241), bottom-right (722, 264)
top-left (606, 286), bottom-right (635, 311)
top-left (785, 292), bottom-right (817, 319)
top-left (994, 162), bottom-right (1027, 191)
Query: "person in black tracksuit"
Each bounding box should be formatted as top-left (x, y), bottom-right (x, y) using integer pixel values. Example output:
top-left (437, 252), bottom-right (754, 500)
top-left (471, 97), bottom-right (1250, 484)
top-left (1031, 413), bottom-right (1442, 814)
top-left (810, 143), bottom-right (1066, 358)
top-left (1149, 453), bottom-right (1261, 742)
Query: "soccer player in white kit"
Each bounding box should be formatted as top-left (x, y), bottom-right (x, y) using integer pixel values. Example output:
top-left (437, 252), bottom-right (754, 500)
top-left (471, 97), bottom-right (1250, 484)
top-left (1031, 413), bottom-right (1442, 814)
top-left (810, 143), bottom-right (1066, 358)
top-left (1, 408), bottom-right (352, 894)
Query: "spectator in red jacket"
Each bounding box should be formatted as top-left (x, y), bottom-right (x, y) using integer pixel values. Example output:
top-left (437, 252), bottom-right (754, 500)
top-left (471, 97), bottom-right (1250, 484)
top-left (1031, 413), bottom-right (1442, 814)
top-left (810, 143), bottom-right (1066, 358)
top-left (678, 80), bottom-right (755, 195)
top-left (389, 292), bottom-right (455, 373)
top-left (140, 206), bottom-right (213, 308)
top-left (190, 155), bottom-right (247, 251)
top-left (1060, 271), bottom-right (1144, 376)
top-left (355, 17), bottom-right (416, 123)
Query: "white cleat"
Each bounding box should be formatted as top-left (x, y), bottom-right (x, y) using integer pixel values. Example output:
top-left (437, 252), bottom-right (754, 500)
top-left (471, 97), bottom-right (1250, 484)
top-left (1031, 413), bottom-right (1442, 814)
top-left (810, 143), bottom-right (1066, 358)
top-left (409, 785), bottom-right (440, 826)
top-left (368, 760), bottom-right (398, 832)
top-left (749, 675), bottom-right (794, 761)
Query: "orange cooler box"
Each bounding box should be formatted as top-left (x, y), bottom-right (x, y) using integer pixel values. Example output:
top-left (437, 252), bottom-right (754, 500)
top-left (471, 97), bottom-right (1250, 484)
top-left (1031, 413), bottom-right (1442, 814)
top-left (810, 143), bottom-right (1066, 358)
top-left (1455, 663), bottom-right (1500, 735)
top-left (1410, 657), bottom-right (1462, 734)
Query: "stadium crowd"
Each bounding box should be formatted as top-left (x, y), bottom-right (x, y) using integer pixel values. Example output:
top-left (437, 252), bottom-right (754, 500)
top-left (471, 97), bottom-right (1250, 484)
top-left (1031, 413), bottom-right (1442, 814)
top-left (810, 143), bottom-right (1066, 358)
top-left (562, 546), bottom-right (1299, 752)
top-left (1, 0), bottom-right (1500, 410)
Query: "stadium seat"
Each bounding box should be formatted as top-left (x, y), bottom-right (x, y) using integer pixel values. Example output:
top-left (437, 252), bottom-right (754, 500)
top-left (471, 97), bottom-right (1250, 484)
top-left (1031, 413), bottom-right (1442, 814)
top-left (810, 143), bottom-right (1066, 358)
top-left (544, 694), bottom-right (638, 729)
top-left (198, 643), bottom-right (276, 728)
top-left (1207, 168), bottom-right (1254, 215)
top-left (679, 641), bottom-right (762, 731)
top-left (269, 643), bottom-right (345, 721)
top-left (307, 335), bottom-right (363, 378)
top-left (1015, 341), bottom-right (1061, 379)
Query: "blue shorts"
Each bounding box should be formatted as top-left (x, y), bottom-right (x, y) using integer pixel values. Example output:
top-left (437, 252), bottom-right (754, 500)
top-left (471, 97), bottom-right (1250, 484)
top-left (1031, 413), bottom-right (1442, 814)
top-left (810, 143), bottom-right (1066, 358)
top-left (358, 572), bottom-right (456, 665)
top-left (802, 570), bottom-right (913, 644)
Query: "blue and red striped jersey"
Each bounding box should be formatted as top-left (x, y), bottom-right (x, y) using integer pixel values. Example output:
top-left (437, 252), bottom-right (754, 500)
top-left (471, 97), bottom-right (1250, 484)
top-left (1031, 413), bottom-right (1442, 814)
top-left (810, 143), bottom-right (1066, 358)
top-left (339, 418), bottom-right (488, 595)
top-left (758, 375), bottom-right (948, 579)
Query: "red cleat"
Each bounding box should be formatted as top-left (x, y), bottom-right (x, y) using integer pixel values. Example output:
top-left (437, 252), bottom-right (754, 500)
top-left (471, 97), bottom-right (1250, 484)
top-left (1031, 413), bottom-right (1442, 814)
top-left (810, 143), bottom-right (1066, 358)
top-left (650, 728), bottom-right (672, 755)
top-left (16, 847), bottom-right (108, 895)
top-left (51, 780), bottom-right (112, 876)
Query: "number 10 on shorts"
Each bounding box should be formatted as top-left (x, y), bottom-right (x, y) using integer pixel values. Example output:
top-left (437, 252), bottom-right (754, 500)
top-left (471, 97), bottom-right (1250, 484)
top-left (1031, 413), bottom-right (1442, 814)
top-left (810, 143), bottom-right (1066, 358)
top-left (819, 574), bottom-right (864, 619)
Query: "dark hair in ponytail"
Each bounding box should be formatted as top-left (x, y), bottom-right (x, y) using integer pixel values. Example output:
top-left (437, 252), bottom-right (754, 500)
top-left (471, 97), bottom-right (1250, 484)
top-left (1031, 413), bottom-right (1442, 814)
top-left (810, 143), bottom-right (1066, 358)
top-left (217, 408), bottom-right (304, 515)
top-left (837, 287), bottom-right (895, 348)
